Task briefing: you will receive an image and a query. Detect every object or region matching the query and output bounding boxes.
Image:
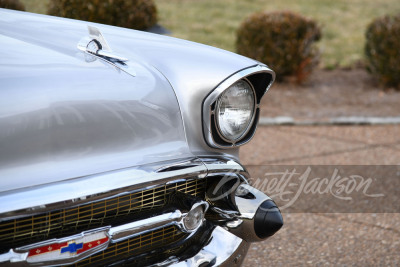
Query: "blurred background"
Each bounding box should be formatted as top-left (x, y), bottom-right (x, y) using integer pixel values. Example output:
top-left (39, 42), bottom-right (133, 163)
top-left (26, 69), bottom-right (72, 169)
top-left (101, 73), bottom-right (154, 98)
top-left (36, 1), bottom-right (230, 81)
top-left (11, 0), bottom-right (400, 68)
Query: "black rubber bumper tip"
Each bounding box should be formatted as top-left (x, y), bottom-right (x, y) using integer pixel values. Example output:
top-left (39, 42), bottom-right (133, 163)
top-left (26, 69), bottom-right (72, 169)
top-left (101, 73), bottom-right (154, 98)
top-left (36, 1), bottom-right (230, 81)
top-left (254, 200), bottom-right (284, 239)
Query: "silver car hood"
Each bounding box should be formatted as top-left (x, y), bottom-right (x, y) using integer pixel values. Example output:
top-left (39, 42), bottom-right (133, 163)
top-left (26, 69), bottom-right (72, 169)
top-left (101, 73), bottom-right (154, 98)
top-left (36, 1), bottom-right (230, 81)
top-left (0, 9), bottom-right (257, 192)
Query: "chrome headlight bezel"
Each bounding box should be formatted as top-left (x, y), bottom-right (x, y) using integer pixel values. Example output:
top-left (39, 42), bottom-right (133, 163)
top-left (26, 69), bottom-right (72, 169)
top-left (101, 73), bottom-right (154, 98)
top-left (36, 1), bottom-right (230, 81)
top-left (202, 65), bottom-right (275, 149)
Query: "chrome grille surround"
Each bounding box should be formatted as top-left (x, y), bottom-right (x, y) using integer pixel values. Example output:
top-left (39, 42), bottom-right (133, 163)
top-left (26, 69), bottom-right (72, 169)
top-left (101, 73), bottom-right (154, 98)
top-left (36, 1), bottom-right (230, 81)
top-left (0, 158), bottom-right (249, 266)
top-left (5, 199), bottom-right (208, 267)
top-left (0, 178), bottom-right (207, 254)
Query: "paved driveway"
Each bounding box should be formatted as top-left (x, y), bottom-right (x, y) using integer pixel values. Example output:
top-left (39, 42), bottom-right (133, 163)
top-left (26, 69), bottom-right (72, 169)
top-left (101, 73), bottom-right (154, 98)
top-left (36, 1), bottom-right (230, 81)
top-left (240, 125), bottom-right (400, 266)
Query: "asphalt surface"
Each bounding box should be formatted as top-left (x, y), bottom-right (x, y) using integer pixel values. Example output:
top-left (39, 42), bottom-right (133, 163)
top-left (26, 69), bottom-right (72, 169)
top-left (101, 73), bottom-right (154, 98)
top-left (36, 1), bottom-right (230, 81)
top-left (239, 125), bottom-right (400, 266)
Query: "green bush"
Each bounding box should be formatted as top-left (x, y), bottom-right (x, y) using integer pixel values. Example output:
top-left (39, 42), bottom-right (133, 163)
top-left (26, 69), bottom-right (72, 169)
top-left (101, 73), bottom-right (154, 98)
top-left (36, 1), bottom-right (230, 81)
top-left (365, 14), bottom-right (400, 89)
top-left (48, 0), bottom-right (157, 31)
top-left (0, 0), bottom-right (25, 11)
top-left (236, 11), bottom-right (321, 83)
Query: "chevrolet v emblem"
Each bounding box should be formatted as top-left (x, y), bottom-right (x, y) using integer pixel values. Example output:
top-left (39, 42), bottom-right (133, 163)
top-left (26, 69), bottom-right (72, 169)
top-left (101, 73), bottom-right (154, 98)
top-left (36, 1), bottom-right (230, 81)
top-left (60, 242), bottom-right (83, 254)
top-left (15, 227), bottom-right (110, 265)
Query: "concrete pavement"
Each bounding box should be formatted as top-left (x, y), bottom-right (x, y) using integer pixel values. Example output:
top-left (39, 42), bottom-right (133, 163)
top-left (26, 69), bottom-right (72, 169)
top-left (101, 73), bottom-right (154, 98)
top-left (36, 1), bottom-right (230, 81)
top-left (240, 125), bottom-right (400, 266)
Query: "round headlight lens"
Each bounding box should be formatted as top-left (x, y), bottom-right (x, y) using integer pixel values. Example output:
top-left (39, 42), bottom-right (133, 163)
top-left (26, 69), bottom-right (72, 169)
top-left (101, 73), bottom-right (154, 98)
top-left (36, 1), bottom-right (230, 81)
top-left (216, 80), bottom-right (255, 142)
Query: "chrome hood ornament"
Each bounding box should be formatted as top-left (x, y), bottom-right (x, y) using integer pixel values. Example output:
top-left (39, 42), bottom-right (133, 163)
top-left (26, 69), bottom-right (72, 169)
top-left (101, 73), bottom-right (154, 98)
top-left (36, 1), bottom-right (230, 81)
top-left (77, 26), bottom-right (135, 76)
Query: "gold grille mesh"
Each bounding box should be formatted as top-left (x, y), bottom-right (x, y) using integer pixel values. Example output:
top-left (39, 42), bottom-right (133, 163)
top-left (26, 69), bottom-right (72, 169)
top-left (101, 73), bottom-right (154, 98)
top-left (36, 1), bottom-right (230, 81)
top-left (73, 225), bottom-right (186, 267)
top-left (0, 178), bottom-right (207, 252)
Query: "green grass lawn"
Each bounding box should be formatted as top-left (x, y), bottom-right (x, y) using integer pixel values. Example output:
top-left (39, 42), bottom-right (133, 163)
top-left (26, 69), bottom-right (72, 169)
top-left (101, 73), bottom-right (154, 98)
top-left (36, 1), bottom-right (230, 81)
top-left (20, 0), bottom-right (400, 68)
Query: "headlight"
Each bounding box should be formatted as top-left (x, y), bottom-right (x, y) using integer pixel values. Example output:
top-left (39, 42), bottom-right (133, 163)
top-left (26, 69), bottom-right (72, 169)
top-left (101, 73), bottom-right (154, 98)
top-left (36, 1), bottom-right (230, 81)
top-left (202, 65), bottom-right (275, 148)
top-left (215, 80), bottom-right (256, 142)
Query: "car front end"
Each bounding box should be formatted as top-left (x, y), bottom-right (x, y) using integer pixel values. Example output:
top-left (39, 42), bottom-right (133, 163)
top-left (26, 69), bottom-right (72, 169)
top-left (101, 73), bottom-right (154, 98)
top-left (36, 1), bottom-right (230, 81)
top-left (0, 9), bottom-right (282, 266)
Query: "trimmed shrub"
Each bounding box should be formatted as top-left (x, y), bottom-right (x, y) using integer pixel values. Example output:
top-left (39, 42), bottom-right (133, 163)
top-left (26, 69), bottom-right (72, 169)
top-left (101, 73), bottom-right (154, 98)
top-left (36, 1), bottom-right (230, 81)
top-left (0, 0), bottom-right (25, 11)
top-left (48, 0), bottom-right (157, 31)
top-left (236, 11), bottom-right (321, 83)
top-left (365, 13), bottom-right (400, 89)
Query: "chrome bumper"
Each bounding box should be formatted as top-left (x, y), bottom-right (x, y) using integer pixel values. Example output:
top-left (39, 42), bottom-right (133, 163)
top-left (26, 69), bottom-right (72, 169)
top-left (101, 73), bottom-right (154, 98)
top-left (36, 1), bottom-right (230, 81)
top-left (170, 226), bottom-right (249, 267)
top-left (0, 226), bottom-right (249, 267)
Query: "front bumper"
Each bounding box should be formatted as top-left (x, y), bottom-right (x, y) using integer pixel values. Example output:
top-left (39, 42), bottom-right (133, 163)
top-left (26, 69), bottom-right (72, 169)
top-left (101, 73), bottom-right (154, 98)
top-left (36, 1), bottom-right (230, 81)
top-left (0, 157), bottom-right (282, 266)
top-left (170, 226), bottom-right (249, 267)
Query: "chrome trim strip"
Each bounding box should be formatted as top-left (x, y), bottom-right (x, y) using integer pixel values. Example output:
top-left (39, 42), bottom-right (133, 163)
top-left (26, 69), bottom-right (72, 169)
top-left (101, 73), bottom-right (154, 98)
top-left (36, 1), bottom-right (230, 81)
top-left (199, 157), bottom-right (248, 177)
top-left (0, 158), bottom-right (207, 221)
top-left (202, 64), bottom-right (275, 149)
top-left (109, 211), bottom-right (183, 243)
top-left (109, 200), bottom-right (209, 243)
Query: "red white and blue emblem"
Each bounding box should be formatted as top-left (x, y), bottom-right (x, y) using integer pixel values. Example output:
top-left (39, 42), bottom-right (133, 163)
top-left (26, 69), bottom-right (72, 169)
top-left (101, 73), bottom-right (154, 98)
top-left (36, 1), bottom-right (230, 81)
top-left (17, 228), bottom-right (110, 265)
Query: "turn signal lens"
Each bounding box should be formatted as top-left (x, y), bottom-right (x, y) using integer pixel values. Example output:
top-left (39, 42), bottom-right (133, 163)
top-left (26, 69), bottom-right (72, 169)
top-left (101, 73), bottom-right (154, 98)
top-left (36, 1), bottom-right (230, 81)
top-left (183, 205), bottom-right (204, 231)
